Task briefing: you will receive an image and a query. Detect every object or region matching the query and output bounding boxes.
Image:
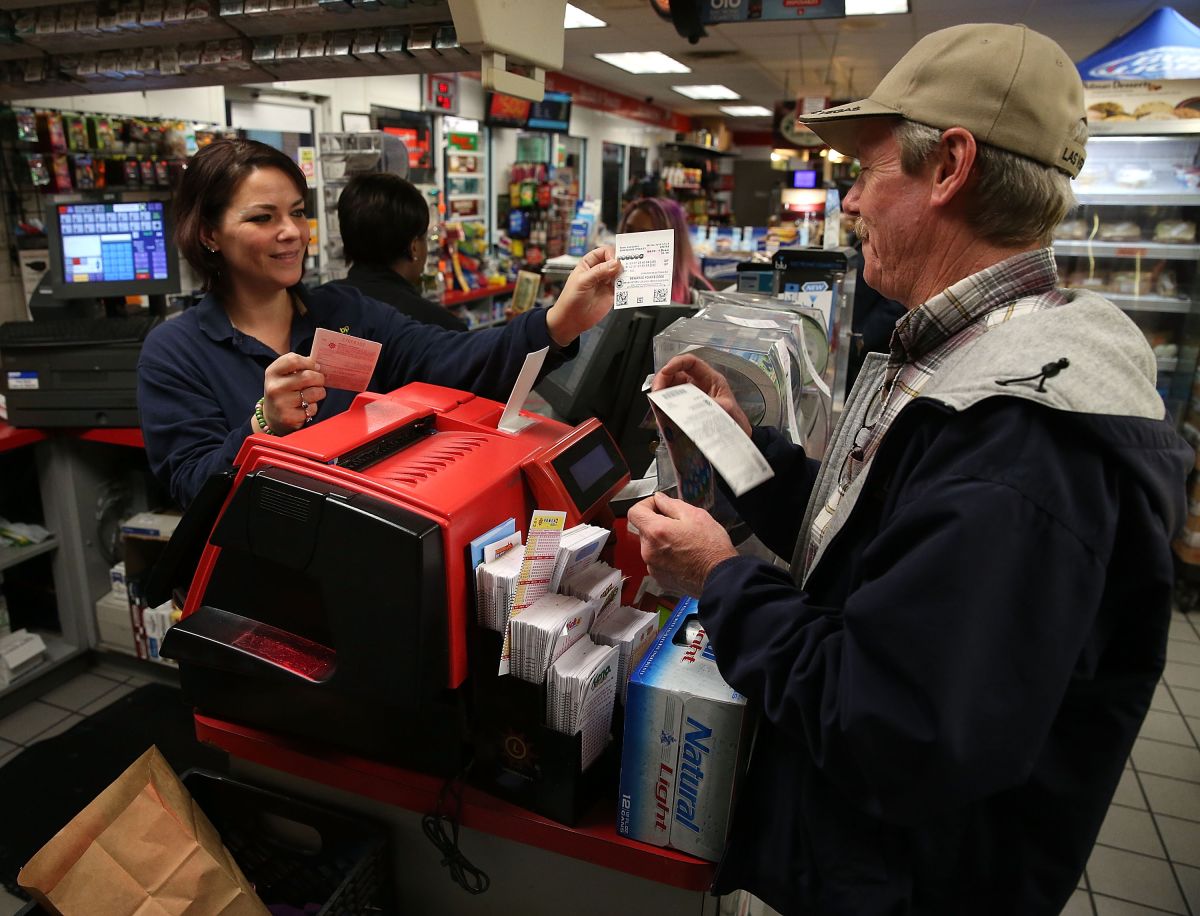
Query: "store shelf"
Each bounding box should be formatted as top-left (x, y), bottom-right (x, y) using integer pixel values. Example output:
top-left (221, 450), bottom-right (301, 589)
top-left (1158, 357), bottom-right (1180, 373)
top-left (0, 64), bottom-right (273, 99)
top-left (0, 41), bottom-right (42, 60)
top-left (0, 631), bottom-right (86, 706)
top-left (1075, 192), bottom-right (1200, 206)
top-left (195, 713), bottom-right (717, 893)
top-left (1091, 121), bottom-right (1200, 138)
top-left (0, 535), bottom-right (56, 573)
top-left (20, 18), bottom-right (239, 53)
top-left (220, 2), bottom-right (449, 37)
top-left (1052, 240), bottom-right (1200, 260)
top-left (1105, 293), bottom-right (1194, 314)
top-left (3, 1), bottom-right (482, 98)
top-left (447, 149), bottom-right (483, 157)
top-left (442, 282), bottom-right (515, 307)
top-left (447, 193), bottom-right (484, 200)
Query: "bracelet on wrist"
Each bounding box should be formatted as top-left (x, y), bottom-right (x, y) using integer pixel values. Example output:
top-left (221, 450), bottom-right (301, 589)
top-left (254, 397), bottom-right (276, 435)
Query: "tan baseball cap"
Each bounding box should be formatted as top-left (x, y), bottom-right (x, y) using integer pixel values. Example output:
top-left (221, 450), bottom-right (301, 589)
top-left (799, 23), bottom-right (1087, 177)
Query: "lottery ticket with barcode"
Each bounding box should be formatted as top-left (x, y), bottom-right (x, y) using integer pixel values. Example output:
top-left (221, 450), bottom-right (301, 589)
top-left (614, 228), bottom-right (674, 309)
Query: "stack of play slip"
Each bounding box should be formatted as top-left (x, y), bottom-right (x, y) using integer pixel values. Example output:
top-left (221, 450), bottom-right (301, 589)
top-left (560, 561), bottom-right (622, 629)
top-left (592, 606), bottom-right (660, 705)
top-left (546, 637), bottom-right (620, 771)
top-left (508, 593), bottom-right (595, 685)
top-left (549, 524), bottom-right (610, 591)
top-left (475, 545), bottom-right (523, 632)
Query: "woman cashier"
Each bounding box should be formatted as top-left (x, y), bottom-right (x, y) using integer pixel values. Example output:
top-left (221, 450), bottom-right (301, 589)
top-left (137, 139), bottom-right (620, 507)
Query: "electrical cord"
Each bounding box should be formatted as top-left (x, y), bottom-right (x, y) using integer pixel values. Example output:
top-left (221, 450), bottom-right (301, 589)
top-left (420, 762), bottom-right (490, 895)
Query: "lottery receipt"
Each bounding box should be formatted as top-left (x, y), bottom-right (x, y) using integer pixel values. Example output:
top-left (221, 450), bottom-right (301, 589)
top-left (614, 228), bottom-right (674, 309)
top-left (310, 327), bottom-right (382, 391)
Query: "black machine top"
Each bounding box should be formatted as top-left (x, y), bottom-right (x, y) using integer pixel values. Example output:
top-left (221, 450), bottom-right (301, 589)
top-left (0, 315), bottom-right (160, 348)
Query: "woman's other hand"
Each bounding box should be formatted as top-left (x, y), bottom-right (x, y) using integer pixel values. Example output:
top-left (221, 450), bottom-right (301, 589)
top-left (545, 246), bottom-right (622, 347)
top-left (652, 354), bottom-right (752, 437)
top-left (260, 353), bottom-right (326, 433)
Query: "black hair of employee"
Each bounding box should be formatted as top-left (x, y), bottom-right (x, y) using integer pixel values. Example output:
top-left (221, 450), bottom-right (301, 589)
top-left (173, 138), bottom-right (308, 292)
top-left (337, 173), bottom-right (430, 271)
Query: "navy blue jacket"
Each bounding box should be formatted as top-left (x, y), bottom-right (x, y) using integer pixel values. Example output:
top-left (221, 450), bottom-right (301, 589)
top-left (137, 282), bottom-right (574, 507)
top-left (702, 396), bottom-right (1191, 915)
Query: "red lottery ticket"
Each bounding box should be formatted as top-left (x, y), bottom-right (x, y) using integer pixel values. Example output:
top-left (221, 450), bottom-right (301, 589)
top-left (310, 327), bottom-right (382, 391)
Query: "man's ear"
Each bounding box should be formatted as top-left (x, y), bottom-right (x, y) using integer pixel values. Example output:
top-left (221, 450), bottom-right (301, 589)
top-left (930, 127), bottom-right (977, 209)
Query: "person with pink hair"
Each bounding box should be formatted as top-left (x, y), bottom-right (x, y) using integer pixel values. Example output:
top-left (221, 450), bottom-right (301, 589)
top-left (618, 197), bottom-right (714, 305)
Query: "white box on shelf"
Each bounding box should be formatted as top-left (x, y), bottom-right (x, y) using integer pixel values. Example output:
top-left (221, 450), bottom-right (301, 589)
top-left (0, 628), bottom-right (47, 687)
top-left (95, 589), bottom-right (137, 657)
top-left (118, 512), bottom-right (181, 540)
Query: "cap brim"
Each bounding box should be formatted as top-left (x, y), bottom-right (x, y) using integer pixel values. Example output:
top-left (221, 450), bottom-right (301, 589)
top-left (797, 97), bottom-right (901, 159)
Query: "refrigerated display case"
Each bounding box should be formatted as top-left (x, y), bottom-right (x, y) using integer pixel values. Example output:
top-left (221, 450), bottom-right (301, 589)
top-left (444, 125), bottom-right (487, 224)
top-left (1053, 123), bottom-right (1200, 425)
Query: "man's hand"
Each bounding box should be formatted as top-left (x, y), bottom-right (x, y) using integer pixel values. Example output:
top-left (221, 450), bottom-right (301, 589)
top-left (653, 354), bottom-right (752, 437)
top-left (627, 491), bottom-right (737, 598)
top-left (545, 246), bottom-right (621, 347)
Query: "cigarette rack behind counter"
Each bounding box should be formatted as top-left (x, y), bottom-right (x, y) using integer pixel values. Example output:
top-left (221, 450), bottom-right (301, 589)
top-left (160, 382), bottom-right (629, 775)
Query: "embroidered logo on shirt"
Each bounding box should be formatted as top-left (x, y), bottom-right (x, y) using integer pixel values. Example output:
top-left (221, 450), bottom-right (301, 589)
top-left (339, 325), bottom-right (350, 334)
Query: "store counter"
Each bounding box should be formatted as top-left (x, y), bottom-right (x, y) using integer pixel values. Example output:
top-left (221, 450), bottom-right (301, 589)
top-left (198, 714), bottom-right (720, 915)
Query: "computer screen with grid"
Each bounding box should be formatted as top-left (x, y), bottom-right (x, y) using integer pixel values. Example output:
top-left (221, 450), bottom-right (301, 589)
top-left (47, 196), bottom-right (180, 300)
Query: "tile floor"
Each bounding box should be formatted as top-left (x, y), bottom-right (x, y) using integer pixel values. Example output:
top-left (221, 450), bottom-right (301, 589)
top-left (3, 616), bottom-right (1200, 916)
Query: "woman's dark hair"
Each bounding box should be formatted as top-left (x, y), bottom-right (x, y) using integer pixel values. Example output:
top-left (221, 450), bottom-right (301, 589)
top-left (337, 173), bottom-right (430, 269)
top-left (174, 138), bottom-right (308, 292)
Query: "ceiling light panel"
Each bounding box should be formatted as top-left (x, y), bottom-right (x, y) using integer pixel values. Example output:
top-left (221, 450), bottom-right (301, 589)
top-left (594, 52), bottom-right (692, 75)
top-left (564, 4), bottom-right (606, 28)
top-left (672, 84), bottom-right (741, 100)
top-left (719, 105), bottom-right (772, 117)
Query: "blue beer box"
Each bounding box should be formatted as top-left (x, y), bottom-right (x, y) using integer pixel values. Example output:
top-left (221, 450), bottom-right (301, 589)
top-left (617, 596), bottom-right (752, 862)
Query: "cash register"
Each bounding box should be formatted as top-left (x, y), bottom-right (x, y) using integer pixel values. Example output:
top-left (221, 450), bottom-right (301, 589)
top-left (0, 191), bottom-right (179, 427)
top-left (160, 382), bottom-right (630, 774)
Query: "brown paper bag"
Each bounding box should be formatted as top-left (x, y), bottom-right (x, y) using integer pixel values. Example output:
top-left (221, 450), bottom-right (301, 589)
top-left (18, 746), bottom-right (269, 916)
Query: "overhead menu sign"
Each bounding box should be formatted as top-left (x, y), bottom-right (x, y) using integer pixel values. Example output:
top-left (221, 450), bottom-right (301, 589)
top-left (704, 0), bottom-right (846, 23)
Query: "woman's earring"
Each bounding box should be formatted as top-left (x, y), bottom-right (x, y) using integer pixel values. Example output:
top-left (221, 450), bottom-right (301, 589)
top-left (204, 243), bottom-right (218, 254)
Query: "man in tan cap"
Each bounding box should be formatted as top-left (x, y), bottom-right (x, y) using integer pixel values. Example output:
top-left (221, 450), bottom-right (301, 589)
top-left (629, 23), bottom-right (1191, 915)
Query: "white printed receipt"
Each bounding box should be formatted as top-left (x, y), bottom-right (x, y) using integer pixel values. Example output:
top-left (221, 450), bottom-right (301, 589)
top-left (647, 383), bottom-right (774, 497)
top-left (310, 327), bottom-right (382, 391)
top-left (614, 228), bottom-right (674, 309)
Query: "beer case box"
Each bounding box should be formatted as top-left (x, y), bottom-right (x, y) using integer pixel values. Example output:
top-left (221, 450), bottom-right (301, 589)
top-left (617, 596), bottom-right (751, 862)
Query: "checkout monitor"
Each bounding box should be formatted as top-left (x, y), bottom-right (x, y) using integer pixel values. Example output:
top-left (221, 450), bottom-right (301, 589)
top-left (536, 304), bottom-right (694, 472)
top-left (46, 196), bottom-right (180, 300)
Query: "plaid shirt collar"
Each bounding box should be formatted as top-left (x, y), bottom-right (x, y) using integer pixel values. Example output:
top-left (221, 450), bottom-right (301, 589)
top-left (890, 248), bottom-right (1059, 366)
top-left (801, 248), bottom-right (1064, 579)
